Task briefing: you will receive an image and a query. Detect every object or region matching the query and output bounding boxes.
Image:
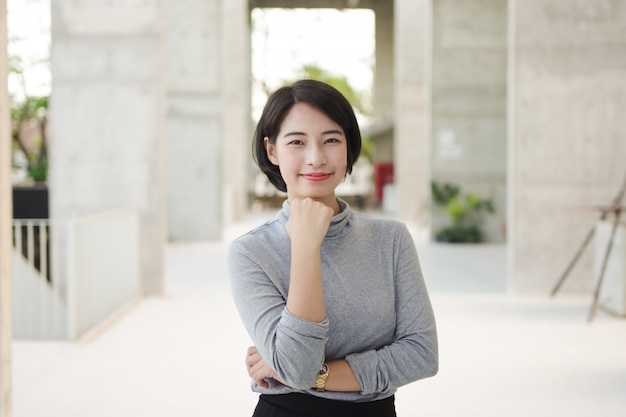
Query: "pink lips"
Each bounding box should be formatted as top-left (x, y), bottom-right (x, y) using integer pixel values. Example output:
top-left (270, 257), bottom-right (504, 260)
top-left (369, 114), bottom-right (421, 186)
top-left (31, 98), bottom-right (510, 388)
top-left (301, 172), bottom-right (332, 182)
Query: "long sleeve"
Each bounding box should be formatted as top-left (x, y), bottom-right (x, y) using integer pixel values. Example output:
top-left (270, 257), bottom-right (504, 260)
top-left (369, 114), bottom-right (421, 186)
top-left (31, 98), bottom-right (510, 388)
top-left (228, 201), bottom-right (438, 401)
top-left (228, 228), bottom-right (330, 389)
top-left (344, 224), bottom-right (438, 395)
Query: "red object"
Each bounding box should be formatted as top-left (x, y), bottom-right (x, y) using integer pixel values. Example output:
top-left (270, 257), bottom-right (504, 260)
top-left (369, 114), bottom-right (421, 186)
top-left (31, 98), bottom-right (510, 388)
top-left (374, 162), bottom-right (394, 202)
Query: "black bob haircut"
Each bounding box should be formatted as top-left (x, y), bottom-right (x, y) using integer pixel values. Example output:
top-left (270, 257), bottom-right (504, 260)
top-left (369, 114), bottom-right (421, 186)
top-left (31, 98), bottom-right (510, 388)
top-left (253, 79), bottom-right (362, 193)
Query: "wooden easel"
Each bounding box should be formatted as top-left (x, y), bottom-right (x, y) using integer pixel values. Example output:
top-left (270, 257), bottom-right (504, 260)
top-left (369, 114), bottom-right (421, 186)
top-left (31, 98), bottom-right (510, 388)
top-left (550, 171), bottom-right (626, 321)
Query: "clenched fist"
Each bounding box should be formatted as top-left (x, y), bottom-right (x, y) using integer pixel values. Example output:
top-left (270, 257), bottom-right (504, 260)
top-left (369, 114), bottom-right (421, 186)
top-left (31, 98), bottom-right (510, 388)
top-left (286, 198), bottom-right (334, 250)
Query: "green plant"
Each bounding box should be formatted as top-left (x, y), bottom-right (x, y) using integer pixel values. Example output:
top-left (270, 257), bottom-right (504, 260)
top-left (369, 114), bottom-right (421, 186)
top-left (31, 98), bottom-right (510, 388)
top-left (10, 56), bottom-right (49, 183)
top-left (431, 181), bottom-right (495, 243)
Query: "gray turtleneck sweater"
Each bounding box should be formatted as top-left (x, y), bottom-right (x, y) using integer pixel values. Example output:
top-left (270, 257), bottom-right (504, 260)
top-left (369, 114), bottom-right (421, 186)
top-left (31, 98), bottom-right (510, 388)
top-left (228, 199), bottom-right (438, 403)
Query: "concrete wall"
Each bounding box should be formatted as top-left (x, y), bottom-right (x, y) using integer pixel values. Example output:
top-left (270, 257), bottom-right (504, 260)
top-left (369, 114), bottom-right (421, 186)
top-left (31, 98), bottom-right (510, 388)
top-left (49, 0), bottom-right (166, 294)
top-left (166, 0), bottom-right (222, 241)
top-left (373, 1), bottom-right (394, 121)
top-left (220, 0), bottom-right (251, 229)
top-left (167, 0), bottom-right (249, 241)
top-left (50, 0), bottom-right (250, 249)
top-left (431, 0), bottom-right (508, 242)
top-left (370, 1), bottom-right (395, 165)
top-left (394, 0), bottom-right (431, 225)
top-left (509, 0), bottom-right (626, 293)
top-left (44, 0), bottom-right (626, 297)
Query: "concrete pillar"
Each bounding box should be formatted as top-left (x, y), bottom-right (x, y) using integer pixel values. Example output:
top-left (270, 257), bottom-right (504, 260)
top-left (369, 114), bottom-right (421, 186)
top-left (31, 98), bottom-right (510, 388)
top-left (369, 1), bottom-right (395, 164)
top-left (430, 0), bottom-right (508, 242)
top-left (165, 0), bottom-right (223, 241)
top-left (373, 2), bottom-right (394, 120)
top-left (394, 0), bottom-right (432, 224)
top-left (220, 0), bottom-right (250, 229)
top-left (0, 1), bottom-right (13, 414)
top-left (166, 0), bottom-right (249, 241)
top-left (508, 0), bottom-right (626, 292)
top-left (50, 0), bottom-right (167, 295)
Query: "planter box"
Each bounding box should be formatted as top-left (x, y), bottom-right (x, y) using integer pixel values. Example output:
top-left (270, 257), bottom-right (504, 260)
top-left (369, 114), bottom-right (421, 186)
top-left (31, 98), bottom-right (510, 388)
top-left (13, 184), bottom-right (49, 219)
top-left (595, 219), bottom-right (626, 316)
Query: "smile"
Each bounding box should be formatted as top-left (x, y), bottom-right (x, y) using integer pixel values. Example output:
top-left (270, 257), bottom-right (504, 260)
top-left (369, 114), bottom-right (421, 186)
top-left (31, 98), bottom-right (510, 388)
top-left (301, 173), bottom-right (332, 182)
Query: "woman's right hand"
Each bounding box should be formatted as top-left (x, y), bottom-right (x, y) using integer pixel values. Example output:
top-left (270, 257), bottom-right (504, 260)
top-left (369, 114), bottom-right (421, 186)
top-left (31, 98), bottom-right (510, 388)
top-left (246, 346), bottom-right (287, 389)
top-left (284, 198), bottom-right (331, 322)
top-left (286, 198), bottom-right (333, 249)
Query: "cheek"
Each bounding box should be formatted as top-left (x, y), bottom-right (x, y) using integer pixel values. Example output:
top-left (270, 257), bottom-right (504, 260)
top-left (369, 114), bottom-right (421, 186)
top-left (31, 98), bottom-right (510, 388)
top-left (276, 154), bottom-right (298, 177)
top-left (337, 149), bottom-right (349, 172)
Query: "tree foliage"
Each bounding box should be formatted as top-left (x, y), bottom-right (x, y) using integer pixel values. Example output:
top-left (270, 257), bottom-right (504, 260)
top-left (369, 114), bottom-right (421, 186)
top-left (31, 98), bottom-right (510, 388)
top-left (10, 55), bottom-right (49, 183)
top-left (283, 64), bottom-right (370, 117)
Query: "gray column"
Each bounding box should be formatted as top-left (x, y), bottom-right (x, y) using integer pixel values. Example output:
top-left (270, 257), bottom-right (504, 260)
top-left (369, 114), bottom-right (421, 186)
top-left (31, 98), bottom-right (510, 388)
top-left (373, 1), bottom-right (394, 125)
top-left (165, 0), bottom-right (223, 241)
top-left (430, 0), bottom-right (508, 242)
top-left (508, 0), bottom-right (626, 292)
top-left (50, 0), bottom-right (167, 295)
top-left (166, 0), bottom-right (249, 241)
top-left (0, 1), bottom-right (13, 414)
top-left (394, 0), bottom-right (432, 224)
top-left (369, 1), bottom-right (395, 164)
top-left (220, 0), bottom-right (251, 228)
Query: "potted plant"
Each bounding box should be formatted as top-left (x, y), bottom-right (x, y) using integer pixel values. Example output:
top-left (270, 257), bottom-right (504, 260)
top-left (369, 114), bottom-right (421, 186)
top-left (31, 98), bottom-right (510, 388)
top-left (10, 54), bottom-right (49, 218)
top-left (431, 181), bottom-right (495, 243)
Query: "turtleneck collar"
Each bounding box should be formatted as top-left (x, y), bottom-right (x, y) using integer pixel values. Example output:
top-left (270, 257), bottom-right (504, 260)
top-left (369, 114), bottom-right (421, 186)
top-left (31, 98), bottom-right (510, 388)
top-left (278, 198), bottom-right (354, 239)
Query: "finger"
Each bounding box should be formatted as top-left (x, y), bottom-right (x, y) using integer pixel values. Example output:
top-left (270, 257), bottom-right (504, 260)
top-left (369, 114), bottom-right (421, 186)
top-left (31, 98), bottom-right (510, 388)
top-left (249, 357), bottom-right (265, 377)
top-left (256, 378), bottom-right (269, 389)
top-left (246, 350), bottom-right (262, 367)
top-left (250, 365), bottom-right (269, 387)
top-left (247, 353), bottom-right (268, 380)
top-left (245, 346), bottom-right (260, 366)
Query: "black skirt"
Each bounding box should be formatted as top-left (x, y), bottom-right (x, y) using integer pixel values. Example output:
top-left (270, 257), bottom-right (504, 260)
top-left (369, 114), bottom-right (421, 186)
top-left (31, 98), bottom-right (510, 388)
top-left (252, 393), bottom-right (397, 417)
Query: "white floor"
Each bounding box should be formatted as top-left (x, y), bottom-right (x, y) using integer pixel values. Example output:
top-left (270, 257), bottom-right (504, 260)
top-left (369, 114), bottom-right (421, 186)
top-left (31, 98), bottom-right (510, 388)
top-left (12, 214), bottom-right (626, 417)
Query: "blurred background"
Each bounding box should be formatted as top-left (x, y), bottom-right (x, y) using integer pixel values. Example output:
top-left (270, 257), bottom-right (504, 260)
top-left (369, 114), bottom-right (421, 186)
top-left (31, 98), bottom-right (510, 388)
top-left (2, 0), bottom-right (626, 416)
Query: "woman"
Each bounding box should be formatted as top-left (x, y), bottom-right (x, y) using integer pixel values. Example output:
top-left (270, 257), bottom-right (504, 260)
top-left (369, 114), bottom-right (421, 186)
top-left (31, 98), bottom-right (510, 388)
top-left (228, 79), bottom-right (438, 417)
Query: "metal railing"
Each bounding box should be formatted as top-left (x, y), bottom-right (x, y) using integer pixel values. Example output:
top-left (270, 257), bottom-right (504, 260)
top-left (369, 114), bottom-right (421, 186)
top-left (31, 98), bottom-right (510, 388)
top-left (12, 219), bottom-right (67, 339)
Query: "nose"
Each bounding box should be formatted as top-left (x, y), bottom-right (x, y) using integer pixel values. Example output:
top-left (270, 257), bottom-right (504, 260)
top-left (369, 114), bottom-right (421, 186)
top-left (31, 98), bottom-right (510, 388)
top-left (307, 143), bottom-right (327, 167)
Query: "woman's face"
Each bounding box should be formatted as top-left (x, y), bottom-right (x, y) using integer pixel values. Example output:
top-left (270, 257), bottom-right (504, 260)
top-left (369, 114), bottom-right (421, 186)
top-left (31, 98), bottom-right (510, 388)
top-left (265, 102), bottom-right (348, 210)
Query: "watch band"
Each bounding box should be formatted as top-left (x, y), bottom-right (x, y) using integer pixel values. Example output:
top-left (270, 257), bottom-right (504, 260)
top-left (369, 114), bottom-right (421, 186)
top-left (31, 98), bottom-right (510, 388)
top-left (314, 363), bottom-right (330, 392)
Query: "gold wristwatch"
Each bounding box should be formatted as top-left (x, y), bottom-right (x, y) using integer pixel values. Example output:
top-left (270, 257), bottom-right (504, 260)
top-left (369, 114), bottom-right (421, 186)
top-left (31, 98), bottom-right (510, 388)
top-left (314, 363), bottom-right (330, 392)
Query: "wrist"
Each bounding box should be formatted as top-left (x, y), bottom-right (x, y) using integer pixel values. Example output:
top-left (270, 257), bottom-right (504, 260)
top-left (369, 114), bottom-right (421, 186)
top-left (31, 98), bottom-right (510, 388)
top-left (313, 363), bottom-right (330, 392)
top-left (291, 238), bottom-right (323, 253)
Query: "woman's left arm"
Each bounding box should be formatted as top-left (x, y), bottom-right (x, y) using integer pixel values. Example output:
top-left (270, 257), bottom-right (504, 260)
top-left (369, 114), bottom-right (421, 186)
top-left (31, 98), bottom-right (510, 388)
top-left (344, 224), bottom-right (439, 395)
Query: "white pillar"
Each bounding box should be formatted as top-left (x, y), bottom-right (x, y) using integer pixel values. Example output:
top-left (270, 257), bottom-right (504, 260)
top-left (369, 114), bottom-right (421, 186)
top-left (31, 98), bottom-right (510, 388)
top-left (166, 0), bottom-right (249, 241)
top-left (394, 0), bottom-right (432, 225)
top-left (165, 0), bottom-right (223, 241)
top-left (373, 1), bottom-right (394, 123)
top-left (220, 0), bottom-right (251, 229)
top-left (50, 0), bottom-right (167, 294)
top-left (508, 0), bottom-right (626, 292)
top-left (0, 0), bottom-right (13, 414)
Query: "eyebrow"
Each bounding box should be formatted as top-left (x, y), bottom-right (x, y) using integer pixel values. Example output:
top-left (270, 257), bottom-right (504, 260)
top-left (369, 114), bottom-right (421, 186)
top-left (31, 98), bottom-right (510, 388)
top-left (283, 129), bottom-right (344, 137)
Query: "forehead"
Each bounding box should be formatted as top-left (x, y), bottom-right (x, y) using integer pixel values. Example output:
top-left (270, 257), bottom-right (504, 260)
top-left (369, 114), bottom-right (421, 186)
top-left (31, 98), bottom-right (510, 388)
top-left (279, 102), bottom-right (343, 134)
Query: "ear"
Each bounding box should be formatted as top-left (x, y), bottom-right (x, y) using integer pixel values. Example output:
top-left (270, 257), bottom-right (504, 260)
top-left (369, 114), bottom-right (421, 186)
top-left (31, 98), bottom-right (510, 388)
top-left (264, 137), bottom-right (279, 166)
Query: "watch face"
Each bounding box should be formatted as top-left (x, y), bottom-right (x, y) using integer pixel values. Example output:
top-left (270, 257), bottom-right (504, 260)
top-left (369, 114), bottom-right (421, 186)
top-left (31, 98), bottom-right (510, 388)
top-left (319, 364), bottom-right (328, 375)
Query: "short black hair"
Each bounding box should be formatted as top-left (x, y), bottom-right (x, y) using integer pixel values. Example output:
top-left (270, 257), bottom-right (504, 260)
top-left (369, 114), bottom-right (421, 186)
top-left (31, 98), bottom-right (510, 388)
top-left (253, 79), bottom-right (362, 192)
